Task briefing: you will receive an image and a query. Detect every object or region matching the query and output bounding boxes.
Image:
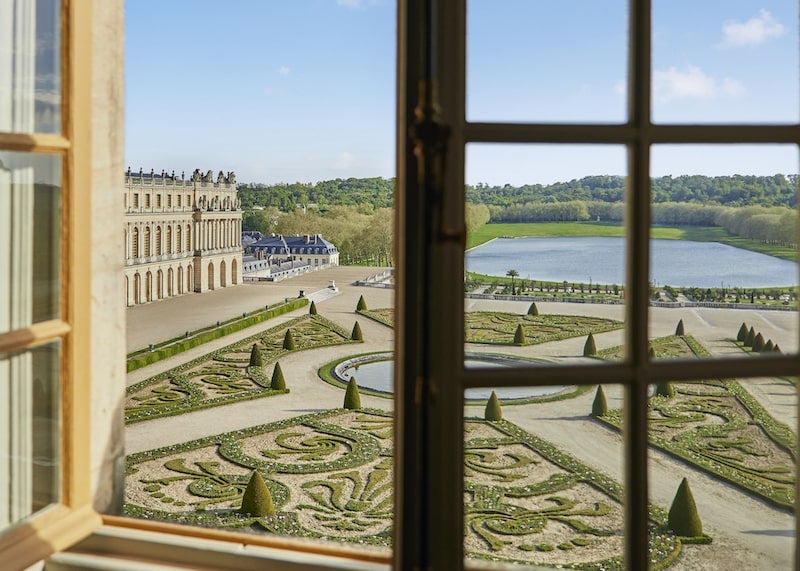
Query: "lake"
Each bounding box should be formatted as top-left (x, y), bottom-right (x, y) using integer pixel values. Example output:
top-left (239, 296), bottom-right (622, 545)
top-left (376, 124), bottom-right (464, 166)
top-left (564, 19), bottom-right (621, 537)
top-left (466, 237), bottom-right (798, 288)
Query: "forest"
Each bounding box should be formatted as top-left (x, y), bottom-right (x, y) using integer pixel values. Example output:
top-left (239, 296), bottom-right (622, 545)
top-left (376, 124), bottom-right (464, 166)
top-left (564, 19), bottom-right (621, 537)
top-left (239, 174), bottom-right (798, 264)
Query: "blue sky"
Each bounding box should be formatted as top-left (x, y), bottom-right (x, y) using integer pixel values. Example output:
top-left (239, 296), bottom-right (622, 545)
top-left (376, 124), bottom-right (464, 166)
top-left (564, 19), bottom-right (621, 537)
top-left (126, 1), bottom-right (798, 186)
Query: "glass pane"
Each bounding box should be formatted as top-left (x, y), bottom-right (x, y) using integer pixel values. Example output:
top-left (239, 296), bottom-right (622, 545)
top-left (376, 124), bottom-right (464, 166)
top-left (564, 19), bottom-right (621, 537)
top-left (649, 145), bottom-right (799, 357)
top-left (652, 1), bottom-right (799, 123)
top-left (0, 341), bottom-right (61, 532)
top-left (0, 152), bottom-right (61, 334)
top-left (467, 0), bottom-right (627, 123)
top-left (463, 383), bottom-right (629, 567)
top-left (466, 144), bottom-right (627, 367)
top-left (647, 379), bottom-right (795, 568)
top-left (0, 0), bottom-right (61, 133)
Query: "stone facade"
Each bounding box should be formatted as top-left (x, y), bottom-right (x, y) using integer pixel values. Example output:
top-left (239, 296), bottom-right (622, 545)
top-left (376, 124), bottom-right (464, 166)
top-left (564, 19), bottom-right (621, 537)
top-left (123, 168), bottom-right (243, 306)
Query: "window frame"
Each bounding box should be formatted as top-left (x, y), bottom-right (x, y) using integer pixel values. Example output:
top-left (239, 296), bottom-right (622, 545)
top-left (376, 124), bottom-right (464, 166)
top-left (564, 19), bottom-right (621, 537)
top-left (0, 1), bottom-right (102, 568)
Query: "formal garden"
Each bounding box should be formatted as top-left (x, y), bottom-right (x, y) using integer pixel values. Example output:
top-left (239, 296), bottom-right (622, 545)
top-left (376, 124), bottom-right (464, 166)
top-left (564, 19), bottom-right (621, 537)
top-left (125, 407), bottom-right (695, 569)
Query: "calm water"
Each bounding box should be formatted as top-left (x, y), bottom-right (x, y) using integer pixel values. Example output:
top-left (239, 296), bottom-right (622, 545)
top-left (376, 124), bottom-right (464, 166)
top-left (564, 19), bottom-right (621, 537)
top-left (342, 359), bottom-right (563, 400)
top-left (467, 237), bottom-right (798, 288)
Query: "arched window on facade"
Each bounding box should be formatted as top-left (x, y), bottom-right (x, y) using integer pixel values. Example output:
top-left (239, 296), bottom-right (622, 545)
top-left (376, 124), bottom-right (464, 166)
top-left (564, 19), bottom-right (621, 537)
top-left (186, 224), bottom-right (192, 251)
top-left (176, 225), bottom-right (182, 253)
top-left (144, 226), bottom-right (151, 257)
top-left (166, 226), bottom-right (172, 254)
top-left (132, 227), bottom-right (139, 258)
top-left (155, 226), bottom-right (162, 255)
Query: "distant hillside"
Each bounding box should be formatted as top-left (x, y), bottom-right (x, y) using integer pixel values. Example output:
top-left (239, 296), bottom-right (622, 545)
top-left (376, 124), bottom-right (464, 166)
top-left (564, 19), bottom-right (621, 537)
top-left (238, 174), bottom-right (797, 212)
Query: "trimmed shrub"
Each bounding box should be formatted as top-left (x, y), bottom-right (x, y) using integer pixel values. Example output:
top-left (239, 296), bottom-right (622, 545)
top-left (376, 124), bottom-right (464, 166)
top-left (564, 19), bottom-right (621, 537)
top-left (763, 339), bottom-right (775, 352)
top-left (675, 319), bottom-right (685, 336)
top-left (736, 323), bottom-right (748, 343)
top-left (583, 333), bottom-right (597, 357)
top-left (484, 391), bottom-right (502, 421)
top-left (248, 343), bottom-right (263, 367)
top-left (774, 344), bottom-right (782, 353)
top-left (668, 477), bottom-right (702, 537)
top-left (351, 321), bottom-right (363, 341)
top-left (271, 362), bottom-right (286, 390)
top-left (309, 301), bottom-right (318, 315)
top-left (527, 302), bottom-right (539, 316)
top-left (356, 295), bottom-right (367, 311)
top-left (591, 385), bottom-right (607, 417)
top-left (648, 347), bottom-right (656, 359)
top-left (744, 326), bottom-right (756, 347)
top-left (513, 324), bottom-right (526, 345)
top-left (344, 377), bottom-right (362, 409)
top-left (752, 333), bottom-right (765, 352)
top-left (282, 329), bottom-right (296, 350)
top-left (239, 471), bottom-right (275, 517)
top-left (655, 382), bottom-right (675, 398)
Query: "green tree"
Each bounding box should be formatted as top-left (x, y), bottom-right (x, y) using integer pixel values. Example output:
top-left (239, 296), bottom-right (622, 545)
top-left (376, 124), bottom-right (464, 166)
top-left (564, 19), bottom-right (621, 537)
top-left (675, 319), bottom-right (685, 336)
top-left (344, 377), bottom-right (362, 410)
top-left (655, 382), bottom-right (675, 398)
top-left (351, 321), bottom-right (363, 341)
top-left (591, 385), bottom-right (607, 417)
top-left (282, 329), bottom-right (296, 350)
top-left (583, 333), bottom-right (597, 357)
top-left (668, 478), bottom-right (703, 537)
top-left (513, 324), bottom-right (526, 345)
top-left (484, 391), bottom-right (502, 421)
top-left (736, 322), bottom-right (748, 343)
top-left (752, 333), bottom-right (765, 352)
top-left (763, 339), bottom-right (775, 352)
top-left (248, 343), bottom-right (263, 367)
top-left (239, 471), bottom-right (275, 517)
top-left (506, 269), bottom-right (519, 295)
top-left (271, 362), bottom-right (286, 390)
top-left (527, 302), bottom-right (539, 316)
top-left (309, 301), bottom-right (318, 315)
top-left (356, 295), bottom-right (367, 311)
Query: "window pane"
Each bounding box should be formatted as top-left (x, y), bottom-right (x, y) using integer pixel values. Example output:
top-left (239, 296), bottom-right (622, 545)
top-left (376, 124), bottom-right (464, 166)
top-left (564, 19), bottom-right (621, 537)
top-left (0, 341), bottom-right (61, 532)
top-left (0, 0), bottom-right (61, 134)
top-left (0, 151), bottom-right (61, 334)
top-left (647, 379), bottom-right (795, 568)
top-left (649, 145), bottom-right (799, 357)
top-left (467, 0), bottom-right (627, 123)
top-left (466, 144), bottom-right (627, 367)
top-left (463, 383), bottom-right (630, 567)
top-left (652, 1), bottom-right (799, 124)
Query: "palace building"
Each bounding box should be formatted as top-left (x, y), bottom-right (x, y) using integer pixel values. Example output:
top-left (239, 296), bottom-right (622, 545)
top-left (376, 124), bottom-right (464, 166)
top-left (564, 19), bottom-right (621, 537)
top-left (123, 168), bottom-right (243, 305)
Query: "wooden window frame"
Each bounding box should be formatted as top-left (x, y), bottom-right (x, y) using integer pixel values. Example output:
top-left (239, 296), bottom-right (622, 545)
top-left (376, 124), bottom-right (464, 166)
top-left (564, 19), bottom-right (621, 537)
top-left (0, 1), bottom-right (102, 569)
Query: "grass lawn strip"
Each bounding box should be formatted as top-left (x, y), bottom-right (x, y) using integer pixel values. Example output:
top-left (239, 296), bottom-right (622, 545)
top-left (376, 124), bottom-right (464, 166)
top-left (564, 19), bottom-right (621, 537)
top-left (125, 409), bottom-right (684, 569)
top-left (359, 308), bottom-right (623, 346)
top-left (597, 335), bottom-right (797, 509)
top-left (125, 315), bottom-right (358, 424)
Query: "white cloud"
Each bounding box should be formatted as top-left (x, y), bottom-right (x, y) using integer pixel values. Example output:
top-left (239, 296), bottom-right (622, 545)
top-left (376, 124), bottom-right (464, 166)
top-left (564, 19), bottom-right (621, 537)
top-left (718, 9), bottom-right (785, 48)
top-left (613, 80), bottom-right (626, 96)
top-left (653, 66), bottom-right (744, 102)
top-left (278, 66), bottom-right (290, 75)
top-left (337, 0), bottom-right (363, 7)
top-left (333, 151), bottom-right (357, 170)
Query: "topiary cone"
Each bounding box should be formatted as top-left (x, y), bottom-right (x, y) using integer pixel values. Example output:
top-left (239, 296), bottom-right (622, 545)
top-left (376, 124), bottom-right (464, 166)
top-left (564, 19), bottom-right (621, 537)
top-left (271, 361), bottom-right (286, 390)
top-left (309, 301), bottom-right (318, 315)
top-left (744, 326), bottom-right (755, 347)
top-left (591, 385), bottom-right (607, 417)
top-left (583, 333), bottom-right (597, 357)
top-left (484, 391), bottom-right (502, 421)
top-left (752, 332), bottom-right (765, 352)
top-left (356, 295), bottom-right (367, 311)
top-left (527, 302), bottom-right (539, 316)
top-left (763, 339), bottom-right (774, 352)
top-left (351, 321), bottom-right (363, 341)
top-left (668, 477), bottom-right (702, 537)
top-left (513, 323), bottom-right (526, 345)
top-left (648, 347), bottom-right (656, 359)
top-left (344, 377), bottom-right (362, 409)
top-left (675, 319), bottom-right (685, 336)
top-left (239, 471), bottom-right (275, 517)
top-left (774, 344), bottom-right (782, 353)
top-left (655, 382), bottom-right (675, 398)
top-left (248, 343), bottom-right (263, 367)
top-left (736, 322), bottom-right (748, 343)
top-left (282, 329), bottom-right (296, 350)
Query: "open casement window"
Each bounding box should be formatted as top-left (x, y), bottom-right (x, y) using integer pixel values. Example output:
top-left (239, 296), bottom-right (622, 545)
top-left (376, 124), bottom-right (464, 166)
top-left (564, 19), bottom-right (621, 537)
top-left (396, 0), bottom-right (800, 570)
top-left (0, 0), bottom-right (101, 568)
